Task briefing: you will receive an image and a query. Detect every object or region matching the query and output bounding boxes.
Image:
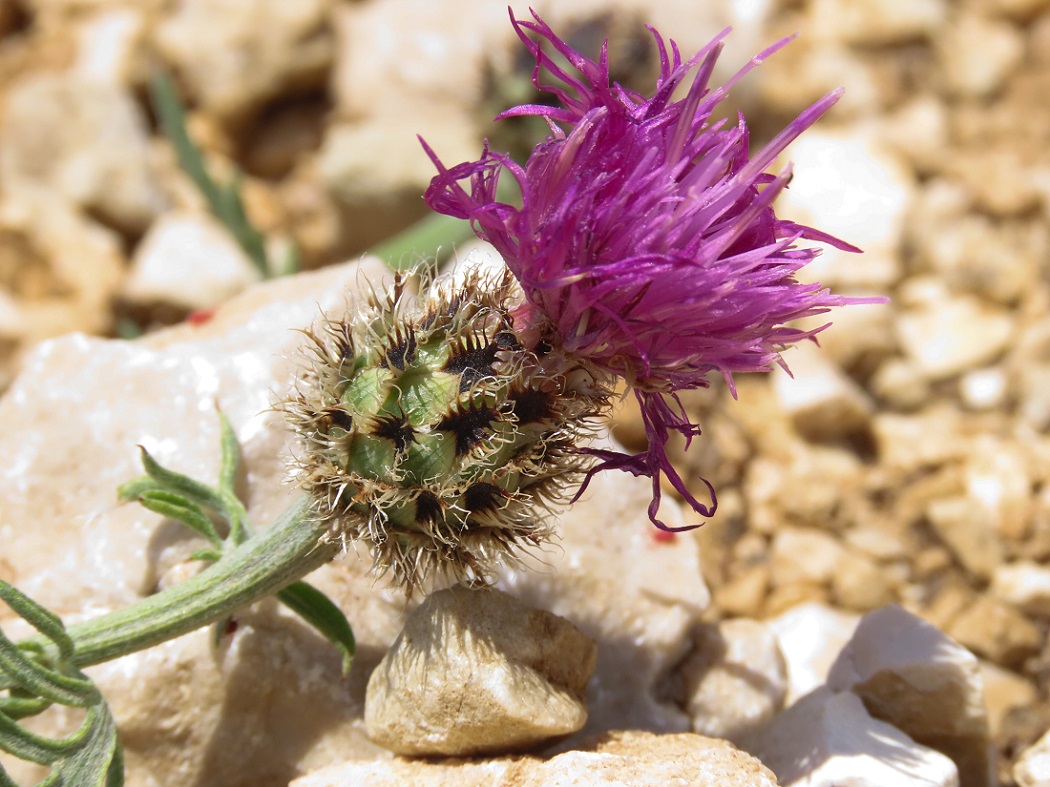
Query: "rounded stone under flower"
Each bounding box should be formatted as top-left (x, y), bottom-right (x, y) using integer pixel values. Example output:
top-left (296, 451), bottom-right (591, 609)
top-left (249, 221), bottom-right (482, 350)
top-left (283, 267), bottom-right (609, 591)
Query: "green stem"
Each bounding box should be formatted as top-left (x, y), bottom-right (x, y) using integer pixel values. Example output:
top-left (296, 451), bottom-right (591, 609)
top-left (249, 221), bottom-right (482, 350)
top-left (42, 497), bottom-right (336, 668)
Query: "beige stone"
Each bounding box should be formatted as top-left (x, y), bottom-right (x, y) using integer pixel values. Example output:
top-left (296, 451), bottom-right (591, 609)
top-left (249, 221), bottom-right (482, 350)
top-left (293, 730), bottom-right (779, 787)
top-left (746, 446), bottom-right (865, 534)
top-left (743, 687), bottom-right (960, 787)
top-left (715, 564), bottom-right (771, 619)
top-left (772, 342), bottom-right (874, 441)
top-left (870, 357), bottom-right (933, 411)
top-left (831, 548), bottom-right (897, 612)
top-left (682, 619), bottom-right (788, 743)
top-left (915, 203), bottom-right (1045, 301)
top-left (0, 73), bottom-right (165, 233)
top-left (964, 437), bottom-right (1033, 540)
top-left (808, 0), bottom-right (948, 44)
top-left (947, 595), bottom-right (1043, 669)
top-left (879, 94), bottom-right (950, 174)
top-left (979, 661), bottom-right (1038, 739)
top-left (0, 195), bottom-right (124, 347)
top-left (365, 587), bottom-right (596, 756)
top-left (871, 406), bottom-right (967, 474)
top-left (827, 604), bottom-right (991, 787)
top-left (936, 13), bottom-right (1024, 98)
top-left (122, 211), bottom-right (263, 310)
top-left (991, 561), bottom-right (1050, 617)
top-left (896, 296), bottom-right (1015, 382)
top-left (770, 528), bottom-right (847, 588)
top-left (925, 495), bottom-right (1003, 581)
top-left (155, 0), bottom-right (333, 125)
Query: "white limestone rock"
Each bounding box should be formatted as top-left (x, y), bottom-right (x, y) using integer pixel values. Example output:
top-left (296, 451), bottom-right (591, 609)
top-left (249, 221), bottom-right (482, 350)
top-left (682, 619), bottom-right (788, 743)
top-left (293, 730), bottom-right (780, 787)
top-left (1014, 726), bottom-right (1050, 787)
top-left (963, 438), bottom-right (1033, 543)
top-left (766, 602), bottom-right (860, 706)
top-left (122, 211), bottom-right (263, 310)
top-left (744, 687), bottom-right (960, 787)
top-left (365, 587), bottom-right (596, 756)
top-left (827, 604), bottom-right (993, 787)
top-left (73, 7), bottom-right (148, 87)
top-left (0, 255), bottom-right (711, 784)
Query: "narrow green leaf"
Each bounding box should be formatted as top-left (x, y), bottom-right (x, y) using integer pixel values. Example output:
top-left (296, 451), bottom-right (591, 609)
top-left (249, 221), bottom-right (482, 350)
top-left (0, 582), bottom-right (74, 663)
top-left (0, 693), bottom-right (50, 721)
top-left (149, 71), bottom-right (270, 279)
top-left (276, 582), bottom-right (355, 676)
top-left (137, 447), bottom-right (227, 516)
top-left (189, 548), bottom-right (224, 563)
top-left (0, 632), bottom-right (95, 709)
top-left (116, 476), bottom-right (160, 503)
top-left (148, 73), bottom-right (219, 208)
top-left (136, 490), bottom-right (224, 547)
top-left (0, 763), bottom-right (18, 787)
top-left (0, 701), bottom-right (124, 785)
top-left (216, 411), bottom-right (239, 495)
top-left (276, 240), bottom-right (300, 277)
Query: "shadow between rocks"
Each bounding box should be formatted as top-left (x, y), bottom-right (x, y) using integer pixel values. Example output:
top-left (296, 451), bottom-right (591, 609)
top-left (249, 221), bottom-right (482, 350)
top-left (189, 600), bottom-right (387, 787)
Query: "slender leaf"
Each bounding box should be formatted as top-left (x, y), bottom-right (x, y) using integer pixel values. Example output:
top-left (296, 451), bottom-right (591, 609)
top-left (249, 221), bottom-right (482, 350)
top-left (136, 447), bottom-right (228, 517)
top-left (136, 491), bottom-right (223, 548)
top-left (277, 582), bottom-right (355, 676)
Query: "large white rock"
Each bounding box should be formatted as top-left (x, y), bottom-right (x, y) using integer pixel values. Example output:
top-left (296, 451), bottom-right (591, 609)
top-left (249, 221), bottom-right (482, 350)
top-left (293, 730), bottom-right (780, 787)
top-left (827, 605), bottom-right (993, 787)
top-left (365, 587), bottom-right (596, 756)
top-left (744, 687), bottom-right (960, 787)
top-left (0, 256), bottom-right (711, 784)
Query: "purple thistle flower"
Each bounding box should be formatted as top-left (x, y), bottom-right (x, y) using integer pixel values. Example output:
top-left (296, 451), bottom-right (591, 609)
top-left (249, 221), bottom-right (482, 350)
top-left (422, 9), bottom-right (876, 530)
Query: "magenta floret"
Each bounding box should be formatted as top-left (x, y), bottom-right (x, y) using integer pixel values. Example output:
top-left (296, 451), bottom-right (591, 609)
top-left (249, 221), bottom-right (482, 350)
top-left (423, 9), bottom-right (875, 529)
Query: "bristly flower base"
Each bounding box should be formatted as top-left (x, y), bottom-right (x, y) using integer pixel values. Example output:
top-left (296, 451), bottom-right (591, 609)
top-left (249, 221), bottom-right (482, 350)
top-left (283, 268), bottom-right (610, 592)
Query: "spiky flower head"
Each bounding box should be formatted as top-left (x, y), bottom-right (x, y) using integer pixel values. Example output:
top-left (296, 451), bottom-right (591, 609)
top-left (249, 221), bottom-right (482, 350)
top-left (423, 10), bottom-right (876, 529)
top-left (285, 267), bottom-right (607, 591)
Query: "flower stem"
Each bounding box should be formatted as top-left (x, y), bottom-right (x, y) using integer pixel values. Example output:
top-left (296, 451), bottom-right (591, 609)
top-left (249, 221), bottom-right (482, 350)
top-left (40, 496), bottom-right (337, 668)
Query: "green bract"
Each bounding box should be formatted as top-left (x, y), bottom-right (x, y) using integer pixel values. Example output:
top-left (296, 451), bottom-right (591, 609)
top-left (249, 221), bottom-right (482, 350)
top-left (285, 268), bottom-right (609, 591)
